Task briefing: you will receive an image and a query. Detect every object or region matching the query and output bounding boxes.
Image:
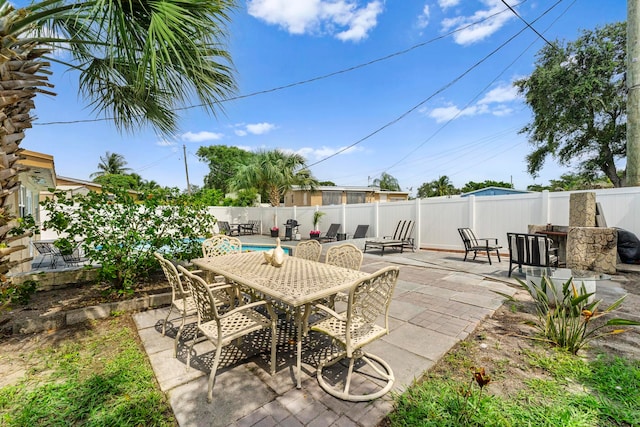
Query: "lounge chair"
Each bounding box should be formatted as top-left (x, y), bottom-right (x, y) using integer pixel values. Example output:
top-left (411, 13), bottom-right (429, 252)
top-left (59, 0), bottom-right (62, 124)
top-left (458, 228), bottom-right (502, 265)
top-left (363, 220), bottom-right (415, 255)
top-left (217, 220), bottom-right (239, 236)
top-left (318, 223), bottom-right (341, 242)
top-left (352, 225), bottom-right (369, 239)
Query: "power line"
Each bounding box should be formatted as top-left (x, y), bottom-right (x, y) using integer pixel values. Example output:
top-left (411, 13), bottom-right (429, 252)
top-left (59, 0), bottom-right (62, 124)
top-left (32, 1), bottom-right (528, 127)
top-left (379, 0), bottom-right (567, 176)
top-left (501, 0), bottom-right (558, 50)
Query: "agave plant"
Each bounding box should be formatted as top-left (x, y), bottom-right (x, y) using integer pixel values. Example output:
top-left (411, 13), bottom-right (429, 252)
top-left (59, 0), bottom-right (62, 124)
top-left (515, 276), bottom-right (640, 354)
top-left (0, 0), bottom-right (237, 304)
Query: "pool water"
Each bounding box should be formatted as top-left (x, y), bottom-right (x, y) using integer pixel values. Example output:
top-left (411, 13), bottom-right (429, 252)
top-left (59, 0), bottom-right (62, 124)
top-left (242, 244), bottom-right (292, 255)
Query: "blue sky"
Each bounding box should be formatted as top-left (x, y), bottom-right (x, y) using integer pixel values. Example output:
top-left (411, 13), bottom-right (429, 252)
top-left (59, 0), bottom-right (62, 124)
top-left (22, 0), bottom-right (626, 195)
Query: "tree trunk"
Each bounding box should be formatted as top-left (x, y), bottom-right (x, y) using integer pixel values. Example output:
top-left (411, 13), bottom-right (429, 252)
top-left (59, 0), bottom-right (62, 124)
top-left (0, 43), bottom-right (53, 285)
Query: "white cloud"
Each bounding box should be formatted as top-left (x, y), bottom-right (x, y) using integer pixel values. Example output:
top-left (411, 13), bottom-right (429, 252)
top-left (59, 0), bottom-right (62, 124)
top-left (440, 0), bottom-right (514, 45)
top-left (181, 131), bottom-right (224, 142)
top-left (428, 104), bottom-right (489, 123)
top-left (246, 122), bottom-right (276, 135)
top-left (156, 140), bottom-right (177, 147)
top-left (247, 0), bottom-right (383, 42)
top-left (235, 129), bottom-right (248, 137)
top-left (427, 81), bottom-right (519, 122)
top-left (478, 83), bottom-right (519, 104)
top-left (438, 0), bottom-right (460, 9)
top-left (417, 4), bottom-right (430, 29)
top-left (295, 145), bottom-right (363, 160)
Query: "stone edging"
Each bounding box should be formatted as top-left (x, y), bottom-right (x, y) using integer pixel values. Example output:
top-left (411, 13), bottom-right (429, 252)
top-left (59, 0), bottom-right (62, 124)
top-left (11, 292), bottom-right (172, 335)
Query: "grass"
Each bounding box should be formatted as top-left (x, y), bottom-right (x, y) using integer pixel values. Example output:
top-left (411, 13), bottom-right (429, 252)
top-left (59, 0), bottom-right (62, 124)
top-left (387, 342), bottom-right (640, 427)
top-left (0, 316), bottom-right (175, 426)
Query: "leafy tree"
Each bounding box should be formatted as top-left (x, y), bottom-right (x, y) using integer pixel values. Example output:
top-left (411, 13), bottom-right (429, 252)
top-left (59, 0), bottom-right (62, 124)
top-left (319, 181), bottom-right (336, 186)
top-left (373, 172), bottom-right (401, 191)
top-left (417, 176), bottom-right (459, 198)
top-left (222, 188), bottom-right (259, 207)
top-left (515, 22), bottom-right (626, 187)
top-left (527, 172), bottom-right (613, 191)
top-left (197, 145), bottom-right (255, 192)
top-left (91, 152), bottom-right (131, 178)
top-left (93, 174), bottom-right (139, 190)
top-left (41, 187), bottom-right (215, 293)
top-left (461, 180), bottom-right (513, 193)
top-left (0, 0), bottom-right (237, 297)
top-left (231, 150), bottom-right (318, 207)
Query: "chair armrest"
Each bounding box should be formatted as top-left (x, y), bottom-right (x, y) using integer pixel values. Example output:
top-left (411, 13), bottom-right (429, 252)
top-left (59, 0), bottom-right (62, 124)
top-left (477, 237), bottom-right (499, 245)
top-left (313, 303), bottom-right (347, 322)
top-left (219, 299), bottom-right (272, 319)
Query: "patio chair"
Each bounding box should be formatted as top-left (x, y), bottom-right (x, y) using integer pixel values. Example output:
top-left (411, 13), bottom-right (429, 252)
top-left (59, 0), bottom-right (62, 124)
top-left (32, 241), bottom-right (61, 269)
top-left (318, 223), bottom-right (341, 243)
top-left (178, 265), bottom-right (277, 402)
top-left (248, 219), bottom-right (261, 235)
top-left (325, 243), bottom-right (363, 271)
top-left (217, 220), bottom-right (239, 236)
top-left (294, 239), bottom-right (322, 262)
top-left (311, 266), bottom-right (400, 401)
top-left (363, 220), bottom-right (415, 255)
top-left (202, 235), bottom-right (242, 258)
top-left (60, 243), bottom-right (89, 267)
top-left (352, 225), bottom-right (369, 239)
top-left (458, 228), bottom-right (502, 265)
top-left (154, 252), bottom-right (198, 356)
top-left (507, 232), bottom-right (558, 277)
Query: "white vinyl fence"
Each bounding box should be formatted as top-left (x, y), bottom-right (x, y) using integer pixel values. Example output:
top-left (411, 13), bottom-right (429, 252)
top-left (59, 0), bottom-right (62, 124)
top-left (39, 187), bottom-right (640, 252)
top-left (203, 187), bottom-right (640, 252)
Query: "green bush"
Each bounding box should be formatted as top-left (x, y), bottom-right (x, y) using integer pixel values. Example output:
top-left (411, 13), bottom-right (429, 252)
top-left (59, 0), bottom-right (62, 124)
top-left (515, 276), bottom-right (640, 354)
top-left (41, 186), bottom-right (215, 294)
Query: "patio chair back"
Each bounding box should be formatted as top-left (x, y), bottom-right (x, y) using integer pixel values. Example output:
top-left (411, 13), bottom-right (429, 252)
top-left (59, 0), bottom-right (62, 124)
top-left (202, 235), bottom-right (242, 258)
top-left (394, 220), bottom-right (414, 241)
top-left (319, 223), bottom-right (341, 242)
top-left (216, 221), bottom-right (239, 236)
top-left (32, 241), bottom-right (60, 268)
top-left (352, 225), bottom-right (369, 239)
top-left (154, 252), bottom-right (196, 354)
top-left (311, 266), bottom-right (400, 401)
top-left (325, 243), bottom-right (363, 270)
top-left (61, 244), bottom-right (88, 267)
top-left (177, 265), bottom-right (277, 402)
top-left (294, 239), bottom-right (322, 262)
top-left (248, 219), bottom-right (261, 234)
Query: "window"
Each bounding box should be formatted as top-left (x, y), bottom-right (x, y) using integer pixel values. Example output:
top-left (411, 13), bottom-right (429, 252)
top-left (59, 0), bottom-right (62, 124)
top-left (322, 191), bottom-right (341, 205)
top-left (346, 192), bottom-right (365, 204)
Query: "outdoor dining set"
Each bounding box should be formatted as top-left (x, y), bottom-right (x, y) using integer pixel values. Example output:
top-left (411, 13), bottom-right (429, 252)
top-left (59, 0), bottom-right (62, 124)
top-left (154, 234), bottom-right (401, 403)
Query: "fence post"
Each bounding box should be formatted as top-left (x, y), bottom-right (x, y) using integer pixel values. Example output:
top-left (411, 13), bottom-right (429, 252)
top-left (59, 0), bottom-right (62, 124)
top-left (467, 195), bottom-right (476, 229)
top-left (541, 190), bottom-right (550, 225)
top-left (415, 197), bottom-right (421, 250)
top-left (341, 203), bottom-right (347, 234)
top-left (374, 202), bottom-right (380, 238)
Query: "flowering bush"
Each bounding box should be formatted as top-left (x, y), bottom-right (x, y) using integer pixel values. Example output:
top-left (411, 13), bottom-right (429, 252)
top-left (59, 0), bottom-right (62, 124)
top-left (41, 186), bottom-right (215, 294)
top-left (309, 230), bottom-right (321, 236)
top-left (271, 226), bottom-right (279, 231)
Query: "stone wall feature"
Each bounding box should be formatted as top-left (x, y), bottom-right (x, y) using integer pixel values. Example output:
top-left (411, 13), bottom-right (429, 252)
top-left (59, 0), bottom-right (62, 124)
top-left (569, 192), bottom-right (596, 227)
top-left (566, 227), bottom-right (617, 274)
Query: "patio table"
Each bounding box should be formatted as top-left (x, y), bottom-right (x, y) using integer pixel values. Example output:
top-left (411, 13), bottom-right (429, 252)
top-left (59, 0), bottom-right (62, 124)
top-left (192, 251), bottom-right (369, 388)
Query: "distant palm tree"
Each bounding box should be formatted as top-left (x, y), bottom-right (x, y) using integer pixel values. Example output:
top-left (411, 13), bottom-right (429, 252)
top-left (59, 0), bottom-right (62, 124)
top-left (91, 152), bottom-right (131, 178)
top-left (0, 0), bottom-right (237, 294)
top-left (231, 150), bottom-right (318, 207)
top-left (373, 172), bottom-right (401, 191)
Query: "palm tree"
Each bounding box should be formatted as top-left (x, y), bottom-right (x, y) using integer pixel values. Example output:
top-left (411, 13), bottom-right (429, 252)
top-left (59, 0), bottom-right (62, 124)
top-left (373, 172), bottom-right (401, 191)
top-left (231, 150), bottom-right (318, 207)
top-left (0, 0), bottom-right (236, 289)
top-left (91, 152), bottom-right (131, 178)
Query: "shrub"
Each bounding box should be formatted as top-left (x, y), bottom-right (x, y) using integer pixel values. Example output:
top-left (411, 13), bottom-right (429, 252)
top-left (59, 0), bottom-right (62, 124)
top-left (514, 276), bottom-right (640, 354)
top-left (41, 186), bottom-right (215, 294)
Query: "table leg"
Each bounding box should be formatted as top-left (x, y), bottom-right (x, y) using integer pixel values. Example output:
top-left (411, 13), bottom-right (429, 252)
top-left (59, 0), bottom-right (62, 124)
top-left (295, 307), bottom-right (303, 389)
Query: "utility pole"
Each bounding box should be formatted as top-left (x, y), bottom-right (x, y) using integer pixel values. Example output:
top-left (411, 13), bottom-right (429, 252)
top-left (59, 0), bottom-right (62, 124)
top-left (183, 144), bottom-right (191, 195)
top-left (627, 0), bottom-right (640, 186)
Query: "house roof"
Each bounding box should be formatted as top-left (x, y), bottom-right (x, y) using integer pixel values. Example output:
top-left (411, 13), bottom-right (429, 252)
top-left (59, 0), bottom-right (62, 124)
top-left (289, 185), bottom-right (409, 195)
top-left (460, 186), bottom-right (531, 197)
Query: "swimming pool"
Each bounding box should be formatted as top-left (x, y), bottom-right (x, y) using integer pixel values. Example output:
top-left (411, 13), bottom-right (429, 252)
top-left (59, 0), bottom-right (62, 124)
top-left (241, 244), bottom-right (292, 255)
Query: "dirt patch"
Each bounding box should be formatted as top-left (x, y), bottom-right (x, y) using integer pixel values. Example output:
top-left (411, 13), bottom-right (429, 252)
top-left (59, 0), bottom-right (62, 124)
top-left (417, 273), bottom-right (640, 405)
top-left (0, 271), bottom-right (171, 337)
